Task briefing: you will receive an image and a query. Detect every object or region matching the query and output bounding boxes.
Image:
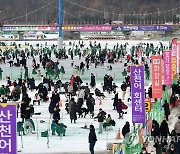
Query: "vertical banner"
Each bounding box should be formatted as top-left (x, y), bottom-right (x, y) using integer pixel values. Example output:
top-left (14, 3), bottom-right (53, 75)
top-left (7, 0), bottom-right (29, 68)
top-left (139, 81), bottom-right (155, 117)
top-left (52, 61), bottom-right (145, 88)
top-left (152, 55), bottom-right (162, 98)
top-left (178, 42), bottom-right (180, 73)
top-left (0, 104), bottom-right (17, 154)
top-left (131, 66), bottom-right (146, 123)
top-left (172, 38), bottom-right (178, 78)
top-left (163, 50), bottom-right (172, 85)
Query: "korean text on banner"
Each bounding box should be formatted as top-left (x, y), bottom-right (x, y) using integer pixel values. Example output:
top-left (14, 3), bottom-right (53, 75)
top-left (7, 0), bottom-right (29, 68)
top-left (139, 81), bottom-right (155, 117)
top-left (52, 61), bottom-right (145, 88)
top-left (178, 42), bottom-right (180, 73)
top-left (131, 66), bottom-right (146, 123)
top-left (172, 38), bottom-right (178, 79)
top-left (163, 50), bottom-right (172, 85)
top-left (0, 104), bottom-right (17, 154)
top-left (152, 55), bottom-right (162, 98)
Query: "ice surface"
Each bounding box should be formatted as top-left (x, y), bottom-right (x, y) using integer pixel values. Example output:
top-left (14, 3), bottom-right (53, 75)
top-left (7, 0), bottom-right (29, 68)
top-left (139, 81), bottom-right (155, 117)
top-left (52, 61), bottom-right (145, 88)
top-left (0, 39), bottom-right (177, 154)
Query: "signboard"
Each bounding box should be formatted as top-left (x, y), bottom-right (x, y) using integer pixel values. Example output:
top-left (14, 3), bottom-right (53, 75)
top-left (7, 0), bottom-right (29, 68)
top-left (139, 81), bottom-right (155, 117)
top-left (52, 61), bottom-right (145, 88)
top-left (2, 25), bottom-right (112, 32)
top-left (112, 25), bottom-right (172, 31)
top-left (0, 103), bottom-right (17, 154)
top-left (131, 65), bottom-right (146, 123)
top-left (178, 42), bottom-right (180, 73)
top-left (163, 50), bottom-right (172, 85)
top-left (172, 38), bottom-right (178, 79)
top-left (145, 98), bottom-right (151, 112)
top-left (152, 55), bottom-right (162, 98)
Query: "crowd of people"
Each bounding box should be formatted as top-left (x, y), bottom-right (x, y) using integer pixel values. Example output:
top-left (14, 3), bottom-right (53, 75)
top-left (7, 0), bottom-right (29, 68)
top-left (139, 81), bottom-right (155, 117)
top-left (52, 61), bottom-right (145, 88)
top-left (0, 40), bottom-right (179, 154)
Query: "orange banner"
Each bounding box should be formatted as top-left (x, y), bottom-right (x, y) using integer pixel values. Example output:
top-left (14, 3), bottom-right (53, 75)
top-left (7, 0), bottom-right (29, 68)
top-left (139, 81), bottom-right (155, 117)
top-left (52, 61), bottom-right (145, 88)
top-left (152, 55), bottom-right (162, 98)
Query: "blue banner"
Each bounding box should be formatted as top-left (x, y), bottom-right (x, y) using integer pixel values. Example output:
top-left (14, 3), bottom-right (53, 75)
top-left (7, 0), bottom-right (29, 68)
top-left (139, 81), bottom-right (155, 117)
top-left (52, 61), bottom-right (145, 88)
top-left (113, 25), bottom-right (171, 31)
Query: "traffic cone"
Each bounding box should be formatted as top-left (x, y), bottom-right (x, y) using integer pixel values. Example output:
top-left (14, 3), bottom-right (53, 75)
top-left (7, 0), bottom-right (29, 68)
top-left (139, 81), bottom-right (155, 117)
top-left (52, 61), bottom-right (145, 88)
top-left (116, 128), bottom-right (121, 139)
top-left (99, 99), bottom-right (102, 105)
top-left (59, 100), bottom-right (63, 107)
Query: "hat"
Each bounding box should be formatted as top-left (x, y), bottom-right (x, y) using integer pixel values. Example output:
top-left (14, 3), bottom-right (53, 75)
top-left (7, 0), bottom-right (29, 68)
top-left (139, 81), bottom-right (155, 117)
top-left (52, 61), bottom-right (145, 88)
top-left (99, 108), bottom-right (102, 111)
top-left (89, 125), bottom-right (95, 130)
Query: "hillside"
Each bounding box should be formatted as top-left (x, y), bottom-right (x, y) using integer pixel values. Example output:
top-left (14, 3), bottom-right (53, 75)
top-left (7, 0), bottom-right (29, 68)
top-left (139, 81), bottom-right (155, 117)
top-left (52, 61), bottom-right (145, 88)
top-left (0, 0), bottom-right (179, 24)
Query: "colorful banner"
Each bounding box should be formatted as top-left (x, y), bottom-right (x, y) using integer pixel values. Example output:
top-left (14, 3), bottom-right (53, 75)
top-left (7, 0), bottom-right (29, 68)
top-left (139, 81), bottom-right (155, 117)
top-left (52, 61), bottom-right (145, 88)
top-left (172, 38), bottom-right (178, 79)
top-left (163, 50), bottom-right (172, 85)
top-left (178, 42), bottom-right (180, 73)
top-left (152, 55), bottom-right (162, 98)
top-left (112, 25), bottom-right (172, 31)
top-left (0, 104), bottom-right (17, 154)
top-left (2, 25), bottom-right (112, 32)
top-left (131, 66), bottom-right (146, 123)
top-left (145, 98), bottom-right (151, 112)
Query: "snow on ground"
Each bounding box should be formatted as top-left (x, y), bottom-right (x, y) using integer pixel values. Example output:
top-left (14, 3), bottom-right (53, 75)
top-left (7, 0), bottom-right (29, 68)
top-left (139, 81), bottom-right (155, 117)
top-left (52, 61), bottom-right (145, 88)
top-left (14, 83), bottom-right (132, 154)
top-left (0, 39), bottom-right (177, 154)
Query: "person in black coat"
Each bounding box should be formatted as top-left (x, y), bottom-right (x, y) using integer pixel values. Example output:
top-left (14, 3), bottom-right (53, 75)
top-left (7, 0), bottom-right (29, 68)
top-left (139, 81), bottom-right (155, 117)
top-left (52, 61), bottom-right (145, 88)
top-left (163, 100), bottom-right (170, 121)
top-left (29, 78), bottom-right (35, 90)
top-left (51, 91), bottom-right (60, 106)
top-left (53, 106), bottom-right (60, 124)
top-left (90, 73), bottom-right (96, 88)
top-left (107, 75), bottom-right (113, 92)
top-left (117, 99), bottom-right (123, 119)
top-left (148, 85), bottom-right (152, 98)
top-left (88, 124), bottom-right (97, 154)
top-left (94, 108), bottom-right (106, 134)
top-left (38, 83), bottom-right (48, 101)
top-left (86, 94), bottom-right (95, 115)
top-left (70, 100), bottom-right (77, 123)
top-left (20, 102), bottom-right (27, 122)
top-left (21, 83), bottom-right (27, 95)
top-left (160, 119), bottom-right (170, 147)
top-left (151, 120), bottom-right (161, 151)
top-left (113, 92), bottom-right (118, 110)
top-left (122, 121), bottom-right (130, 138)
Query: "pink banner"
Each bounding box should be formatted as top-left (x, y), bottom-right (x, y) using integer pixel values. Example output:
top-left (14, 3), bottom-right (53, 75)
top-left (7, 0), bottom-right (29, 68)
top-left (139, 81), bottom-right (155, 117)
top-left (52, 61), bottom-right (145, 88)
top-left (152, 55), bottom-right (162, 98)
top-left (163, 50), bottom-right (172, 85)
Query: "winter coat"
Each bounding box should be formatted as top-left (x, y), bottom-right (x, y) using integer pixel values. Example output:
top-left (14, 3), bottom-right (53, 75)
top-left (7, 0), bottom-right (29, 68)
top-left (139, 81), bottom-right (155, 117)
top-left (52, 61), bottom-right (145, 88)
top-left (86, 96), bottom-right (95, 112)
top-left (122, 123), bottom-right (130, 138)
top-left (160, 120), bottom-right (170, 137)
top-left (151, 120), bottom-right (160, 137)
top-left (51, 93), bottom-right (60, 105)
top-left (78, 89), bottom-right (85, 99)
top-left (77, 98), bottom-right (83, 110)
top-left (121, 83), bottom-right (127, 91)
top-left (148, 87), bottom-right (152, 98)
top-left (167, 149), bottom-right (176, 154)
top-left (68, 85), bottom-right (73, 93)
top-left (95, 111), bottom-right (106, 122)
top-left (117, 101), bottom-right (122, 113)
top-left (53, 109), bottom-right (60, 123)
top-left (113, 93), bottom-right (118, 107)
top-left (174, 119), bottom-right (180, 134)
top-left (70, 102), bottom-right (77, 120)
top-left (70, 76), bottom-right (75, 85)
top-left (90, 75), bottom-right (96, 87)
top-left (163, 102), bottom-right (170, 116)
top-left (89, 129), bottom-right (97, 143)
top-left (20, 102), bottom-right (27, 119)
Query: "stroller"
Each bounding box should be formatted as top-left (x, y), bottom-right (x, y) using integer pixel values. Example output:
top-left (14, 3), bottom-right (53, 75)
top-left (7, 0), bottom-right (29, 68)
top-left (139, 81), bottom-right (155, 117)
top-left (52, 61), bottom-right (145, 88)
top-left (95, 88), bottom-right (105, 99)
